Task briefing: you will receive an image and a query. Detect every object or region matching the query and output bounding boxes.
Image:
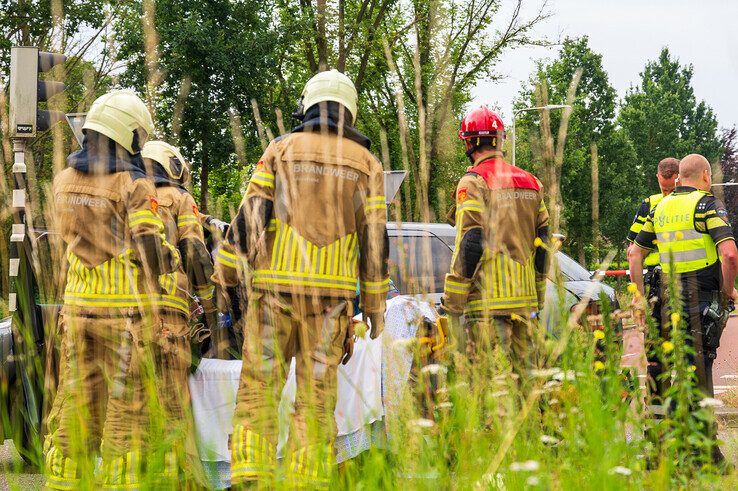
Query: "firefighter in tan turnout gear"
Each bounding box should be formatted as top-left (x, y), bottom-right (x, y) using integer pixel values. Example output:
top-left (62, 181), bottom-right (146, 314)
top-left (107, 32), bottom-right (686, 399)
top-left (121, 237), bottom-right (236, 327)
top-left (44, 90), bottom-right (180, 489)
top-left (442, 106), bottom-right (549, 377)
top-left (214, 69), bottom-right (389, 488)
top-left (141, 140), bottom-right (216, 484)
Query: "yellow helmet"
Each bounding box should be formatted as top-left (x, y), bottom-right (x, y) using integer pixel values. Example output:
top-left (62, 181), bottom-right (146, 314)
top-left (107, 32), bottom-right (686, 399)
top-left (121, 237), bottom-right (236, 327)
top-left (301, 69), bottom-right (358, 124)
top-left (142, 140), bottom-right (189, 181)
top-left (83, 90), bottom-right (155, 154)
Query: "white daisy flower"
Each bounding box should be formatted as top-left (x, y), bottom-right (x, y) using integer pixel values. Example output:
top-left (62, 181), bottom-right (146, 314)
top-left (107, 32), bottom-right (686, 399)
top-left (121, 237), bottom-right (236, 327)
top-left (421, 364), bottom-right (448, 375)
top-left (609, 466), bottom-right (632, 476)
top-left (540, 435), bottom-right (559, 445)
top-left (698, 397), bottom-right (724, 408)
top-left (526, 476), bottom-right (541, 486)
top-left (509, 460), bottom-right (540, 472)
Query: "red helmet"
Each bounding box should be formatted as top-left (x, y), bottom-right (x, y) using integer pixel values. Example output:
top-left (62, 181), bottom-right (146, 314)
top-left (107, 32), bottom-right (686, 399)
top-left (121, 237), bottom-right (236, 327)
top-left (459, 106), bottom-right (505, 153)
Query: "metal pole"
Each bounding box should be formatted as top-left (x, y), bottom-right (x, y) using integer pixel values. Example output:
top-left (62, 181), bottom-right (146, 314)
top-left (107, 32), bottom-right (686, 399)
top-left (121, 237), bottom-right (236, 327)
top-left (511, 112), bottom-right (517, 167)
top-left (9, 138), bottom-right (27, 312)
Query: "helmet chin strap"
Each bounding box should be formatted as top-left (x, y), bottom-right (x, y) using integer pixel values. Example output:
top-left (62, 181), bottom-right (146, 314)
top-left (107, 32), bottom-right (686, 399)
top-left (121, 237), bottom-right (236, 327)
top-left (466, 145), bottom-right (477, 163)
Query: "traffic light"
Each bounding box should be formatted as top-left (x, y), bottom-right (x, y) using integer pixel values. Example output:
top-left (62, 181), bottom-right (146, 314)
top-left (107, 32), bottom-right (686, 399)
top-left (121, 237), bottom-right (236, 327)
top-left (9, 46), bottom-right (67, 138)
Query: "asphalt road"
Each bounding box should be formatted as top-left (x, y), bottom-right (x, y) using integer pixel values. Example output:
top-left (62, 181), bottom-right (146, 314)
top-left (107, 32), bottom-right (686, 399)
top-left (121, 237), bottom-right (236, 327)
top-left (621, 315), bottom-right (738, 398)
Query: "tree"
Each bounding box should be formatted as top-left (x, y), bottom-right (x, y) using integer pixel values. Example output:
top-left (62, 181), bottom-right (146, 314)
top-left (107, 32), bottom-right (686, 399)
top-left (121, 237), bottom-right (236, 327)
top-left (619, 48), bottom-right (722, 176)
top-left (719, 126), bottom-right (738, 235)
top-left (114, 0), bottom-right (277, 213)
top-left (514, 37), bottom-right (639, 264)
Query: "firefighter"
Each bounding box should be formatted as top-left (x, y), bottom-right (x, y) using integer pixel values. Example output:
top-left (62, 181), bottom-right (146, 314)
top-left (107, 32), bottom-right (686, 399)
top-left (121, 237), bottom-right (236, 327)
top-left (141, 140), bottom-right (216, 484)
top-left (441, 106), bottom-right (549, 378)
top-left (625, 157), bottom-right (679, 400)
top-left (629, 154), bottom-right (738, 464)
top-left (213, 69), bottom-right (388, 488)
top-left (44, 90), bottom-right (180, 489)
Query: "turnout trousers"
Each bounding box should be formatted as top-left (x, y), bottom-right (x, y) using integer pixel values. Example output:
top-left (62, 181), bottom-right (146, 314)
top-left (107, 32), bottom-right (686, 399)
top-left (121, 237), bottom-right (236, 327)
top-left (44, 308), bottom-right (153, 490)
top-left (230, 292), bottom-right (351, 489)
top-left (152, 312), bottom-right (205, 487)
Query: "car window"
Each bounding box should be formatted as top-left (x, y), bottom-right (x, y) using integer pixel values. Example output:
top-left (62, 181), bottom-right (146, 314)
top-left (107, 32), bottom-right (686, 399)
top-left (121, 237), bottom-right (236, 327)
top-left (388, 233), bottom-right (452, 295)
top-left (554, 251), bottom-right (591, 281)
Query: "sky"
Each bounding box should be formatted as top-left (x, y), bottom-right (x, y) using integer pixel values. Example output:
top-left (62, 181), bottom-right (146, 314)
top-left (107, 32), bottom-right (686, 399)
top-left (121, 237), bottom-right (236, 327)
top-left (472, 0), bottom-right (738, 130)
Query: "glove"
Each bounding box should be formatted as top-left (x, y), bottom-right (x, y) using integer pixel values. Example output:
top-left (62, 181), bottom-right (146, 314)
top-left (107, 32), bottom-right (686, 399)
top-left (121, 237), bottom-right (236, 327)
top-left (368, 313), bottom-right (384, 339)
top-left (205, 215), bottom-right (230, 235)
top-left (341, 321), bottom-right (356, 365)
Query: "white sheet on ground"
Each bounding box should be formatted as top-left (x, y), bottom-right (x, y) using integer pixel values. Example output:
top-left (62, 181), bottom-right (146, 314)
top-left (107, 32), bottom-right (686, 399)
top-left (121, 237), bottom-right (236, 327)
top-left (188, 295), bottom-right (436, 465)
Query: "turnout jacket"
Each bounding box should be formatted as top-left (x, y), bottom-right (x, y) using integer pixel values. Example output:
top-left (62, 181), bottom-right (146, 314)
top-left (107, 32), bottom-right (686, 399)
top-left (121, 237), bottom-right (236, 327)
top-left (153, 184), bottom-right (215, 316)
top-left (214, 105), bottom-right (389, 313)
top-left (442, 155), bottom-right (549, 316)
top-left (54, 133), bottom-right (180, 314)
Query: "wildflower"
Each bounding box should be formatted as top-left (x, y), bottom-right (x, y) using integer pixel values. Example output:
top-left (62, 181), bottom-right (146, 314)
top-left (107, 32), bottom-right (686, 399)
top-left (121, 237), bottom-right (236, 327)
top-left (670, 312), bottom-right (680, 325)
top-left (552, 370), bottom-right (576, 382)
top-left (609, 466), bottom-right (632, 476)
top-left (661, 341), bottom-right (674, 354)
top-left (534, 237), bottom-right (543, 248)
top-left (543, 380), bottom-right (561, 391)
top-left (526, 476), bottom-right (541, 486)
top-left (593, 329), bottom-right (605, 340)
top-left (540, 435), bottom-right (559, 445)
top-left (421, 364), bottom-right (448, 375)
top-left (689, 365), bottom-right (697, 372)
top-left (627, 283), bottom-right (637, 294)
top-left (698, 397), bottom-right (724, 408)
top-left (509, 460), bottom-right (540, 472)
top-left (594, 361), bottom-right (605, 372)
top-left (408, 418), bottom-right (435, 429)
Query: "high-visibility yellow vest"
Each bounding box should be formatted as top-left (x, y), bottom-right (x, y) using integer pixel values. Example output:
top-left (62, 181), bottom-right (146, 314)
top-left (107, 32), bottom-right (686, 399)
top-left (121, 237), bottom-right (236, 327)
top-left (652, 190), bottom-right (718, 274)
top-left (644, 193), bottom-right (664, 267)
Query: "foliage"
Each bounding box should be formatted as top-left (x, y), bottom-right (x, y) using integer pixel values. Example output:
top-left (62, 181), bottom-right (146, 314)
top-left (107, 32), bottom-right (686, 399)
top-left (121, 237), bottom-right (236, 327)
top-left (719, 126), bottom-right (738, 235)
top-left (619, 48), bottom-right (722, 171)
top-left (113, 0), bottom-right (277, 214)
top-left (514, 37), bottom-right (639, 264)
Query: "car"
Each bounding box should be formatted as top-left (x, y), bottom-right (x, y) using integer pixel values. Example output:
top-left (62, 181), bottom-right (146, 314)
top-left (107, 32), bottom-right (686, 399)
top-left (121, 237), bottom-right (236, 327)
top-left (386, 222), bottom-right (620, 333)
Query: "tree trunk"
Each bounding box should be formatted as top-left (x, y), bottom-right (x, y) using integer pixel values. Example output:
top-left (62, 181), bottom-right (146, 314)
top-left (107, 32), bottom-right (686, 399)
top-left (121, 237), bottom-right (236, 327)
top-left (591, 143), bottom-right (599, 263)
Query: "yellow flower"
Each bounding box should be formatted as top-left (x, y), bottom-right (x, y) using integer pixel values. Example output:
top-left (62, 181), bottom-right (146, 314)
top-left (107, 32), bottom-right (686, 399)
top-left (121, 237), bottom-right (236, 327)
top-left (534, 237), bottom-right (543, 248)
top-left (674, 231), bottom-right (684, 240)
top-left (662, 341), bottom-right (674, 353)
top-left (593, 329), bottom-right (605, 340)
top-left (689, 365), bottom-right (697, 372)
top-left (627, 283), bottom-right (637, 294)
top-left (594, 361), bottom-right (605, 372)
top-left (670, 312), bottom-right (681, 325)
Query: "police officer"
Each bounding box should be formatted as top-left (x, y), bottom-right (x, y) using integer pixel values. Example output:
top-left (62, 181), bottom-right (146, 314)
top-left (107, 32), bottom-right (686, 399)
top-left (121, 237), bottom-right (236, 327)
top-left (626, 157), bottom-right (679, 397)
top-left (214, 69), bottom-right (389, 488)
top-left (629, 154), bottom-right (738, 462)
top-left (441, 106), bottom-right (549, 378)
top-left (45, 90), bottom-right (179, 489)
top-left (141, 140), bottom-right (216, 484)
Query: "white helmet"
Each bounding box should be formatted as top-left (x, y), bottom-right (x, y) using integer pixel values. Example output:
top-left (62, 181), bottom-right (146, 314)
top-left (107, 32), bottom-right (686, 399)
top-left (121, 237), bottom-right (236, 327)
top-left (142, 140), bottom-right (189, 182)
top-left (301, 69), bottom-right (358, 124)
top-left (83, 90), bottom-right (155, 154)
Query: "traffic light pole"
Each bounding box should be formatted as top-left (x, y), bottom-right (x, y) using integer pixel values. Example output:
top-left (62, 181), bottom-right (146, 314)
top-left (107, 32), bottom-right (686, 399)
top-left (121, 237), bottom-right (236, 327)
top-left (9, 138), bottom-right (27, 313)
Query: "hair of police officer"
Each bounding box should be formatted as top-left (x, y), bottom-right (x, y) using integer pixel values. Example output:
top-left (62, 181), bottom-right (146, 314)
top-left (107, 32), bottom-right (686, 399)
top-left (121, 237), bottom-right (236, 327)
top-left (678, 154), bottom-right (711, 182)
top-left (657, 157), bottom-right (679, 178)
